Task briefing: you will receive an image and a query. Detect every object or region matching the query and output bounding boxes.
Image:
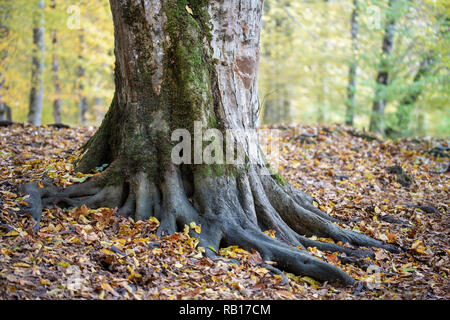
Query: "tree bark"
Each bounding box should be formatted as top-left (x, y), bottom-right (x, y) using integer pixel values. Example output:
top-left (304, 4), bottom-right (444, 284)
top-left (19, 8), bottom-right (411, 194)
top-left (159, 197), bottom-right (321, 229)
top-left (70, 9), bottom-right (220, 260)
top-left (0, 2), bottom-right (11, 122)
top-left (317, 0), bottom-right (330, 124)
top-left (78, 30), bottom-right (88, 126)
top-left (28, 0), bottom-right (45, 126)
top-left (345, 0), bottom-right (359, 126)
top-left (50, 0), bottom-right (62, 124)
top-left (20, 0), bottom-right (398, 285)
top-left (369, 0), bottom-right (396, 135)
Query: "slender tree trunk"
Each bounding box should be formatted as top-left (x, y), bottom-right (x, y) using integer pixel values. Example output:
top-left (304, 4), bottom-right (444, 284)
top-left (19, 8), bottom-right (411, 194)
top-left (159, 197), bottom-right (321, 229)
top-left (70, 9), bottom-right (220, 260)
top-left (263, 98), bottom-right (278, 124)
top-left (0, 76), bottom-right (11, 121)
top-left (50, 0), bottom-right (62, 124)
top-left (415, 106), bottom-right (425, 136)
top-left (317, 0), bottom-right (330, 124)
top-left (0, 4), bottom-right (11, 122)
top-left (261, 11), bottom-right (292, 125)
top-left (281, 87), bottom-right (292, 123)
top-left (78, 30), bottom-right (88, 126)
top-left (94, 96), bottom-right (104, 123)
top-left (369, 0), bottom-right (396, 135)
top-left (396, 55), bottom-right (434, 135)
top-left (21, 0), bottom-right (397, 285)
top-left (28, 0), bottom-right (45, 126)
top-left (345, 0), bottom-right (359, 126)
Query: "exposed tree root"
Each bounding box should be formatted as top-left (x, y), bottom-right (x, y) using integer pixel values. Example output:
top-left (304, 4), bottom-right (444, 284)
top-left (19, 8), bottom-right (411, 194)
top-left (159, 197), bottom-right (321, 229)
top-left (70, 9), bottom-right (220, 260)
top-left (18, 163), bottom-right (399, 286)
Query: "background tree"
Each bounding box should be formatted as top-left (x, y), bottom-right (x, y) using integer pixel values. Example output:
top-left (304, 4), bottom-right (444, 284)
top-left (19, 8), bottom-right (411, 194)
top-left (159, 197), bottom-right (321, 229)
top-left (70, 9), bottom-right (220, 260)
top-left (27, 0), bottom-right (46, 126)
top-left (77, 29), bottom-right (88, 126)
top-left (21, 0), bottom-right (398, 285)
top-left (261, 0), bottom-right (295, 125)
top-left (50, 0), bottom-right (62, 124)
top-left (345, 0), bottom-right (359, 126)
top-left (0, 0), bottom-right (446, 135)
top-left (369, 0), bottom-right (397, 135)
top-left (0, 0), bottom-right (11, 121)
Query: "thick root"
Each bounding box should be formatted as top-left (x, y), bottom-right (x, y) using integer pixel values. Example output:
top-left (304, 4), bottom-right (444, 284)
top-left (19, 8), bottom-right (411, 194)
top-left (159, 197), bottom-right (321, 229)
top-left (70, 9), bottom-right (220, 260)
top-left (17, 163), bottom-right (399, 285)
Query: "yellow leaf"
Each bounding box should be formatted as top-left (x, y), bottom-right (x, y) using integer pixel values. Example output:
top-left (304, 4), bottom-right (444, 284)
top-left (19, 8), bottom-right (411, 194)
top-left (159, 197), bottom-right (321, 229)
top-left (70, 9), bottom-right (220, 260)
top-left (411, 240), bottom-right (427, 254)
top-left (374, 206), bottom-right (381, 214)
top-left (411, 239), bottom-right (423, 250)
top-left (4, 230), bottom-right (20, 237)
top-left (57, 261), bottom-right (70, 268)
top-left (190, 222), bottom-right (201, 234)
top-left (79, 215), bottom-right (90, 224)
top-left (13, 262), bottom-right (31, 268)
top-left (40, 279), bottom-right (51, 285)
top-left (185, 5), bottom-right (193, 15)
top-left (101, 249), bottom-right (114, 255)
top-left (301, 276), bottom-right (319, 286)
top-left (66, 236), bottom-right (80, 244)
top-left (149, 216), bottom-right (160, 225)
top-left (1, 248), bottom-right (13, 257)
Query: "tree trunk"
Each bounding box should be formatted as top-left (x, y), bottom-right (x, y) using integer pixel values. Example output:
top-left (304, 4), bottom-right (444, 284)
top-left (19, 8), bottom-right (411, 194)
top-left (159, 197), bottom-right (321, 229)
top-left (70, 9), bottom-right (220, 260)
top-left (396, 54), bottom-right (434, 136)
top-left (20, 0), bottom-right (398, 285)
top-left (317, 0), bottom-right (330, 124)
top-left (262, 84), bottom-right (291, 125)
top-left (28, 0), bottom-right (45, 126)
top-left (369, 0), bottom-right (396, 135)
top-left (263, 97), bottom-right (279, 125)
top-left (50, 0), bottom-right (62, 124)
top-left (0, 3), bottom-right (11, 122)
top-left (94, 96), bottom-right (104, 123)
top-left (78, 30), bottom-right (88, 126)
top-left (345, 0), bottom-right (359, 126)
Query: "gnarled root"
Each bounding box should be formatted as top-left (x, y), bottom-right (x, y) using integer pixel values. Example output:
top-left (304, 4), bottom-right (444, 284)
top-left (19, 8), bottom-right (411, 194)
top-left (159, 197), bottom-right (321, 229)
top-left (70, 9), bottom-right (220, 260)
top-left (18, 163), bottom-right (399, 285)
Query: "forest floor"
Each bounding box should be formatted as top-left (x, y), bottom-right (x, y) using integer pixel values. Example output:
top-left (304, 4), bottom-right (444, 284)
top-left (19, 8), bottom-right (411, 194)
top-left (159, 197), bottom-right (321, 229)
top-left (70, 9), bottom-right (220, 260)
top-left (0, 123), bottom-right (448, 300)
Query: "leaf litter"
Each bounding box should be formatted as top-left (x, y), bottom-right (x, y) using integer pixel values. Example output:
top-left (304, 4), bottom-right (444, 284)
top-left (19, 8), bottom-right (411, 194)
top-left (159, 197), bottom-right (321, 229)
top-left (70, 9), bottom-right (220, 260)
top-left (0, 123), bottom-right (448, 299)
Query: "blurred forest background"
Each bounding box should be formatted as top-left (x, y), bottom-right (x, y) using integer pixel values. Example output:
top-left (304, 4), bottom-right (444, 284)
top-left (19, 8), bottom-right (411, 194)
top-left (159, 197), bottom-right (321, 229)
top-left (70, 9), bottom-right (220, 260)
top-left (0, 0), bottom-right (448, 137)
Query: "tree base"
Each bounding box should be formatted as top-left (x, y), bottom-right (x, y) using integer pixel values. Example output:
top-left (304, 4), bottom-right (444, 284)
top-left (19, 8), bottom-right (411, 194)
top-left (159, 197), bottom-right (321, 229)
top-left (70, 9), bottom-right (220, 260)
top-left (19, 162), bottom-right (399, 286)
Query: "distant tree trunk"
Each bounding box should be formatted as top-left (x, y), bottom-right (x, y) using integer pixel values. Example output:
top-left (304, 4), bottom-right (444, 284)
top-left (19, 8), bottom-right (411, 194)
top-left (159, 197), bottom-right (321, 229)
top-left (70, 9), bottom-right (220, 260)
top-left (22, 0), bottom-right (397, 285)
top-left (78, 30), bottom-right (88, 126)
top-left (396, 54), bottom-right (434, 135)
top-left (345, 0), bottom-right (359, 126)
top-left (317, 0), bottom-right (330, 124)
top-left (0, 75), bottom-right (12, 121)
top-left (28, 0), bottom-right (45, 126)
top-left (261, 10), bottom-right (292, 125)
top-left (281, 87), bottom-right (292, 123)
top-left (0, 7), bottom-right (11, 122)
top-left (369, 0), bottom-right (396, 135)
top-left (262, 97), bottom-right (278, 124)
top-left (51, 0), bottom-right (62, 124)
top-left (415, 106), bottom-right (425, 136)
top-left (94, 96), bottom-right (104, 123)
top-left (262, 83), bottom-right (291, 125)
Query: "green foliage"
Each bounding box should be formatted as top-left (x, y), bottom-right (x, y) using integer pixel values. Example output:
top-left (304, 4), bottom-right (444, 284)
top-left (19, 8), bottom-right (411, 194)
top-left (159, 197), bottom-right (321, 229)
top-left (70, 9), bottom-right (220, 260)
top-left (0, 0), bottom-right (447, 136)
top-left (0, 0), bottom-right (114, 126)
top-left (259, 0), bottom-right (449, 137)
